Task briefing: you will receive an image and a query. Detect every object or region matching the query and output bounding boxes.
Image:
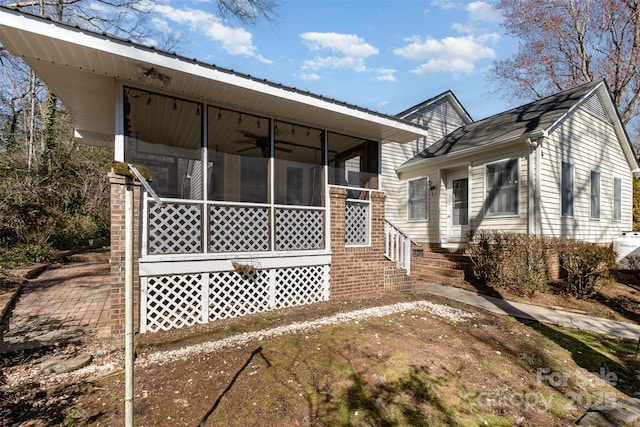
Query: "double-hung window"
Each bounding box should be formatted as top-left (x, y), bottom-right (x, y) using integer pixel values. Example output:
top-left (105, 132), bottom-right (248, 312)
top-left (485, 159), bottom-right (518, 216)
top-left (590, 170), bottom-right (600, 219)
top-left (408, 177), bottom-right (428, 220)
top-left (613, 177), bottom-right (622, 221)
top-left (561, 161), bottom-right (574, 217)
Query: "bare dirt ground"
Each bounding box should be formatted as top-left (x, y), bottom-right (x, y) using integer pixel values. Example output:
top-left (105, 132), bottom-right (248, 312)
top-left (460, 271), bottom-right (640, 324)
top-left (1, 290), bottom-right (639, 426)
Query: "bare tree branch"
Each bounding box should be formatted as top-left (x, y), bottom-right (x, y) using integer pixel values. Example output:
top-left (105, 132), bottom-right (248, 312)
top-left (494, 0), bottom-right (640, 126)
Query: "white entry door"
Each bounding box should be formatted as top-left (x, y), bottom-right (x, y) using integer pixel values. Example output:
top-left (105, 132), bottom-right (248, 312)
top-left (447, 172), bottom-right (469, 242)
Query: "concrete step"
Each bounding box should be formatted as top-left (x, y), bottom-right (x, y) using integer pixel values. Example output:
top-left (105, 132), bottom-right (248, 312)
top-left (414, 275), bottom-right (465, 287)
top-left (415, 257), bottom-right (471, 271)
top-left (65, 248), bottom-right (111, 263)
top-left (416, 266), bottom-right (465, 279)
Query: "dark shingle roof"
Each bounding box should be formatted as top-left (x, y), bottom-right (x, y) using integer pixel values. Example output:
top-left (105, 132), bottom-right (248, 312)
top-left (401, 80), bottom-right (602, 167)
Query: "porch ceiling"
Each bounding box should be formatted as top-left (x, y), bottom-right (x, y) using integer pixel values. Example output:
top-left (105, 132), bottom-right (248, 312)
top-left (0, 7), bottom-right (427, 148)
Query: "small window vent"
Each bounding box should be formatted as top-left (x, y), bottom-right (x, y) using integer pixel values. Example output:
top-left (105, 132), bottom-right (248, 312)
top-left (583, 93), bottom-right (608, 122)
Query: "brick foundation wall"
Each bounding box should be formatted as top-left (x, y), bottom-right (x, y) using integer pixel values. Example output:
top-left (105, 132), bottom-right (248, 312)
top-left (329, 187), bottom-right (387, 298)
top-left (109, 172), bottom-right (141, 336)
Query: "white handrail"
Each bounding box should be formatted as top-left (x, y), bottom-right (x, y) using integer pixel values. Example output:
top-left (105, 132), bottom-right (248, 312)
top-left (384, 220), bottom-right (412, 275)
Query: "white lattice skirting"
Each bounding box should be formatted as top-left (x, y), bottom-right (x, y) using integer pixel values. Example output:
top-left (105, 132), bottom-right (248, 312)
top-left (345, 200), bottom-right (370, 245)
top-left (141, 265), bottom-right (331, 332)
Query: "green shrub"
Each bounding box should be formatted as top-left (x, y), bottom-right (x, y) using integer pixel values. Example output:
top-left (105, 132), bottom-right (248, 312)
top-left (558, 240), bottom-right (616, 298)
top-left (465, 231), bottom-right (553, 296)
top-left (0, 244), bottom-right (51, 269)
top-left (464, 230), bottom-right (505, 286)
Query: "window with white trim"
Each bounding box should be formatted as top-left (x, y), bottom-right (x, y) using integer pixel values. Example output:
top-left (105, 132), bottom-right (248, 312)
top-left (614, 177), bottom-right (622, 221)
top-left (561, 161), bottom-right (574, 217)
top-left (485, 159), bottom-right (518, 216)
top-left (408, 177), bottom-right (428, 220)
top-left (590, 170), bottom-right (600, 219)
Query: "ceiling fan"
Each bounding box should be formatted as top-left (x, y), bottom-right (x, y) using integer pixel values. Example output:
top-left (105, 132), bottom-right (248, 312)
top-left (237, 133), bottom-right (293, 157)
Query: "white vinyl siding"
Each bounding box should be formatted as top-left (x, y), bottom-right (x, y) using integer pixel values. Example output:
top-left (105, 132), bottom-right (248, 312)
top-left (485, 158), bottom-right (519, 216)
top-left (590, 170), bottom-right (600, 219)
top-left (408, 177), bottom-right (428, 221)
top-left (539, 96), bottom-right (633, 243)
top-left (561, 161), bottom-right (574, 217)
top-left (381, 96), bottom-right (468, 242)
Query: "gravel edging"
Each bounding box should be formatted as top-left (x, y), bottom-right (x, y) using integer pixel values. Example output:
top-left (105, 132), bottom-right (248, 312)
top-left (139, 300), bottom-right (475, 367)
top-left (3, 299), bottom-right (474, 389)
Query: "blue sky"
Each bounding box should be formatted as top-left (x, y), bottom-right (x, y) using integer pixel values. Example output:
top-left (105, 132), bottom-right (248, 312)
top-left (143, 0), bottom-right (518, 120)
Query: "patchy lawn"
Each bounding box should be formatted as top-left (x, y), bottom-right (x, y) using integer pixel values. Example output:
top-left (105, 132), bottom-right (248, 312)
top-left (2, 291), bottom-right (638, 426)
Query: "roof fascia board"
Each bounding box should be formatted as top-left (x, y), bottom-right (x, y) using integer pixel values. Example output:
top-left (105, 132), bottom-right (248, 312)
top-left (0, 8), bottom-right (427, 141)
top-left (397, 91), bottom-right (473, 124)
top-left (545, 82), bottom-right (601, 135)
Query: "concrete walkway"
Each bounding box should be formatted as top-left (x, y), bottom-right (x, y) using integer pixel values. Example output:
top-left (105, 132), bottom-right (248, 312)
top-left (424, 283), bottom-right (640, 340)
top-left (0, 262), bottom-right (110, 353)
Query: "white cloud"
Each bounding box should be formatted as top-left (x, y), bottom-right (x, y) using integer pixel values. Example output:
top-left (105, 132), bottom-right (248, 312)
top-left (145, 4), bottom-right (272, 64)
top-left (299, 73), bottom-right (321, 81)
top-left (394, 34), bottom-right (497, 75)
top-left (374, 68), bottom-right (397, 82)
top-left (300, 32), bottom-right (378, 72)
top-left (468, 1), bottom-right (503, 23)
top-left (429, 0), bottom-right (458, 11)
top-left (452, 1), bottom-right (503, 33)
top-left (396, 1), bottom-right (502, 76)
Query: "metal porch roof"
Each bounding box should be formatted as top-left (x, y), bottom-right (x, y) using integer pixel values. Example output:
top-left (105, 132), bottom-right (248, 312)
top-left (0, 7), bottom-right (427, 147)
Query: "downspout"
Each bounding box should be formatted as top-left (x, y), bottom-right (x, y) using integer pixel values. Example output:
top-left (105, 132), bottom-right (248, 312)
top-left (525, 133), bottom-right (546, 235)
top-left (124, 177), bottom-right (134, 427)
top-left (526, 137), bottom-right (537, 235)
top-left (536, 135), bottom-right (545, 235)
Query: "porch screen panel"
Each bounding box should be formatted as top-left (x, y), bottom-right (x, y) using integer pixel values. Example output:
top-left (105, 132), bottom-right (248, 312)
top-left (328, 133), bottom-right (379, 190)
top-left (124, 87), bottom-right (203, 199)
top-left (273, 121), bottom-right (324, 206)
top-left (207, 107), bottom-right (270, 203)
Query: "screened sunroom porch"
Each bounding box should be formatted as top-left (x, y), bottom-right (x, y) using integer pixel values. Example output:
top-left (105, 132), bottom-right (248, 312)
top-left (124, 87), bottom-right (381, 331)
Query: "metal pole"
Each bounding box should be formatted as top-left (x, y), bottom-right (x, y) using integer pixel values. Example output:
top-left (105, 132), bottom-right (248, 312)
top-left (124, 179), bottom-right (134, 426)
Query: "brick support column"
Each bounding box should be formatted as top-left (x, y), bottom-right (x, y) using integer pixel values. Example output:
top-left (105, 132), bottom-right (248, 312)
top-left (329, 188), bottom-right (386, 298)
top-left (109, 172), bottom-right (141, 336)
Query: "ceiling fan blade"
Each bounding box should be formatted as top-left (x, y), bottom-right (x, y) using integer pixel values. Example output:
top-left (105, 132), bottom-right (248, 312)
top-left (275, 146), bottom-right (293, 153)
top-left (237, 146), bottom-right (257, 153)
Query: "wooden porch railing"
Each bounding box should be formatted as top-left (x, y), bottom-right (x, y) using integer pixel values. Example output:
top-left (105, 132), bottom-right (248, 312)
top-left (384, 219), bottom-right (412, 275)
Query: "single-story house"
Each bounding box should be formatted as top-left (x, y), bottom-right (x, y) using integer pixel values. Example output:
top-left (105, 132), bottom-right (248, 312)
top-left (395, 80), bottom-right (638, 248)
top-left (1, 7), bottom-right (636, 335)
top-left (0, 7), bottom-right (427, 334)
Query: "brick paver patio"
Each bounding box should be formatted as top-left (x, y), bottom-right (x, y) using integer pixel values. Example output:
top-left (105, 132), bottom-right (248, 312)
top-left (0, 262), bottom-right (110, 353)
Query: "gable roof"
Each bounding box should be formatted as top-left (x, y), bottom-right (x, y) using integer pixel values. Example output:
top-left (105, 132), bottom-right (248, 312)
top-left (0, 6), bottom-right (427, 147)
top-left (396, 90), bottom-right (473, 124)
top-left (397, 80), bottom-right (638, 173)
